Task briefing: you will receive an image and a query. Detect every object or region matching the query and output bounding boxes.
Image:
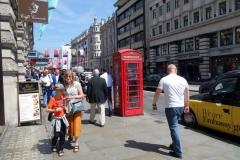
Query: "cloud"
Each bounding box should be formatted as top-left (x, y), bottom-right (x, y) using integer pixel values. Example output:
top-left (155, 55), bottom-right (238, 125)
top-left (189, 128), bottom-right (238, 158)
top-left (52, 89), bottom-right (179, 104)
top-left (57, 2), bottom-right (76, 17)
top-left (33, 0), bottom-right (116, 53)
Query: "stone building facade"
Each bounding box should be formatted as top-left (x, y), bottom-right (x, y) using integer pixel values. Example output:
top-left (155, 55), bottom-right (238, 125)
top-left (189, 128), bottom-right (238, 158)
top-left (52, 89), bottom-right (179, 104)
top-left (0, 0), bottom-right (34, 125)
top-left (147, 0), bottom-right (240, 81)
top-left (88, 17), bottom-right (104, 71)
top-left (100, 13), bottom-right (116, 74)
top-left (114, 0), bottom-right (148, 75)
top-left (71, 29), bottom-right (89, 70)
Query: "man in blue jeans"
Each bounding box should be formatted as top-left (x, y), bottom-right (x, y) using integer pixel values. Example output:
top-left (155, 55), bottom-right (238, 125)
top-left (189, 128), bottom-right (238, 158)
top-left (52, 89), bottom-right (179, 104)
top-left (152, 64), bottom-right (189, 159)
top-left (40, 69), bottom-right (53, 108)
top-left (100, 68), bottom-right (113, 117)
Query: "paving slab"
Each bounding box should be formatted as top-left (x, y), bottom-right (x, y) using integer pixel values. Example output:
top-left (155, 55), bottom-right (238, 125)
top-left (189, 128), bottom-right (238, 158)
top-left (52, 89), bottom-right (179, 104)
top-left (0, 124), bottom-right (54, 160)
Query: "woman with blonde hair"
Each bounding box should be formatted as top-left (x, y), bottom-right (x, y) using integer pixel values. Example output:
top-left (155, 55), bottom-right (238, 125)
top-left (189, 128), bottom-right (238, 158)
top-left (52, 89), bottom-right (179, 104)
top-left (64, 70), bottom-right (84, 152)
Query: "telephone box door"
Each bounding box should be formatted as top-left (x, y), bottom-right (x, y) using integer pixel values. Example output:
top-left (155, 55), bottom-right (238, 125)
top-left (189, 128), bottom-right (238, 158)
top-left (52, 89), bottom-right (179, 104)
top-left (123, 62), bottom-right (143, 116)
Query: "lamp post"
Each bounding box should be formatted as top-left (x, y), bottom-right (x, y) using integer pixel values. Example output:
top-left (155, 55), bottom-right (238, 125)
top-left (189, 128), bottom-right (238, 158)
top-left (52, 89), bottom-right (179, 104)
top-left (128, 10), bottom-right (132, 49)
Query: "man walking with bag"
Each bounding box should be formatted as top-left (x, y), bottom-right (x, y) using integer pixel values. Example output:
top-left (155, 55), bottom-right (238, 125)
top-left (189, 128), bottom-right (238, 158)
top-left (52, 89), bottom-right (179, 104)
top-left (100, 68), bottom-right (113, 117)
top-left (40, 69), bottom-right (53, 108)
top-left (152, 64), bottom-right (189, 159)
top-left (87, 69), bottom-right (107, 127)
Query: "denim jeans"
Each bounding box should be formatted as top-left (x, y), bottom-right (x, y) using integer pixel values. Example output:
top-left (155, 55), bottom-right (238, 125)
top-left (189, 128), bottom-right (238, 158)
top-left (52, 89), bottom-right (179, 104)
top-left (107, 87), bottom-right (113, 114)
top-left (165, 107), bottom-right (184, 156)
top-left (82, 86), bottom-right (87, 94)
top-left (42, 86), bottom-right (51, 107)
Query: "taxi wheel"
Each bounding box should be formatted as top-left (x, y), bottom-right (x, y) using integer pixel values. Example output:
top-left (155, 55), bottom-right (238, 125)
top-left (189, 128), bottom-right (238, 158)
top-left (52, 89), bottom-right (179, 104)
top-left (182, 110), bottom-right (198, 127)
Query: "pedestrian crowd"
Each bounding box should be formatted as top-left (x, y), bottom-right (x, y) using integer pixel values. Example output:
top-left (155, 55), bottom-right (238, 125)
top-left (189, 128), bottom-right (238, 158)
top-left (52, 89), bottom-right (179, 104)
top-left (24, 68), bottom-right (111, 157)
top-left (24, 64), bottom-right (189, 159)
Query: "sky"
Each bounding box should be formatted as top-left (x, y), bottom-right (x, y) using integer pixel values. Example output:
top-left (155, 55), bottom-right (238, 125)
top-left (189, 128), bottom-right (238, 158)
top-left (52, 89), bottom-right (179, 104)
top-left (33, 0), bottom-right (116, 57)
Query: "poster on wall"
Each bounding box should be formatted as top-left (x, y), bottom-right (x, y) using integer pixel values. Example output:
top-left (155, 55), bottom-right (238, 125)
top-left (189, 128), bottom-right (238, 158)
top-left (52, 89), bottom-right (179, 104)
top-left (19, 93), bottom-right (40, 122)
top-left (63, 49), bottom-right (68, 57)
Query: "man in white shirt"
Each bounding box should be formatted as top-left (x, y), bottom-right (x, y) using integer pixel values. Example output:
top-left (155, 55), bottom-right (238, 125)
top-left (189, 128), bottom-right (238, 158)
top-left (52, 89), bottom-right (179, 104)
top-left (40, 69), bottom-right (53, 108)
top-left (152, 64), bottom-right (189, 159)
top-left (100, 68), bottom-right (113, 117)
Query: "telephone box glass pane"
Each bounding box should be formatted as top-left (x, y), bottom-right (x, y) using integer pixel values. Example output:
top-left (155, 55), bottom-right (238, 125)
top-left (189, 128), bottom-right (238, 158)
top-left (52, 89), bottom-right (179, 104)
top-left (114, 63), bottom-right (120, 108)
top-left (126, 63), bottom-right (140, 109)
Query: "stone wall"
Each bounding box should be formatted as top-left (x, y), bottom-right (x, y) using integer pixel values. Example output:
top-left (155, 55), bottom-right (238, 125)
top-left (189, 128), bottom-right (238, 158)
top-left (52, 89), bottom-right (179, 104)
top-left (0, 1), bottom-right (34, 126)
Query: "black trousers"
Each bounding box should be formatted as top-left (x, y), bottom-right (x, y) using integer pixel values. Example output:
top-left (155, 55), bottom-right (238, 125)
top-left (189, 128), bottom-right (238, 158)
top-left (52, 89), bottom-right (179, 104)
top-left (52, 119), bottom-right (66, 152)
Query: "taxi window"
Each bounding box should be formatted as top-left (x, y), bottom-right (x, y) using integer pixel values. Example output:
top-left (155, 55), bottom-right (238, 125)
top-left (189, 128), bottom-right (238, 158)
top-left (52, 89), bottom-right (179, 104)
top-left (212, 78), bottom-right (237, 100)
top-left (212, 79), bottom-right (237, 95)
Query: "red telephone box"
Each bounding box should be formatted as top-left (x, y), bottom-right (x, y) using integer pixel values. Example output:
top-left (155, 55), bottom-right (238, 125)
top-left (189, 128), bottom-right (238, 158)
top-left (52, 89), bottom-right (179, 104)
top-left (112, 49), bottom-right (143, 116)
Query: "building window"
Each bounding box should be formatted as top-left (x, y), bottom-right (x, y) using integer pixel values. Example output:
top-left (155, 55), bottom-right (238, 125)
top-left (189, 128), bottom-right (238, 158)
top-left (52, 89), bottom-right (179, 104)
top-left (206, 7), bottom-right (212, 19)
top-left (159, 25), bottom-right (162, 34)
top-left (177, 40), bottom-right (184, 53)
top-left (220, 29), bottom-right (233, 46)
top-left (119, 27), bottom-right (125, 35)
top-left (119, 39), bottom-right (125, 48)
top-left (156, 46), bottom-right (161, 56)
top-left (130, 21), bottom-right (135, 29)
top-left (136, 16), bottom-right (143, 26)
top-left (159, 6), bottom-right (163, 16)
top-left (183, 16), bottom-right (188, 27)
top-left (195, 37), bottom-right (199, 50)
top-left (194, 11), bottom-right (199, 23)
top-left (118, 14), bottom-right (123, 22)
top-left (185, 38), bottom-right (194, 51)
top-left (162, 44), bottom-right (168, 55)
top-left (219, 1), bottom-right (226, 15)
top-left (236, 27), bottom-right (240, 44)
top-left (129, 6), bottom-right (135, 14)
top-left (167, 2), bottom-right (171, 12)
top-left (152, 28), bottom-right (156, 37)
top-left (135, 32), bottom-right (143, 42)
top-left (184, 0), bottom-right (189, 4)
top-left (166, 22), bottom-right (170, 32)
top-left (125, 23), bottom-right (130, 31)
top-left (125, 38), bottom-right (130, 45)
top-left (236, 0), bottom-right (240, 10)
top-left (210, 32), bottom-right (218, 48)
top-left (175, 0), bottom-right (179, 8)
top-left (153, 9), bottom-right (156, 19)
top-left (131, 35), bottom-right (135, 44)
top-left (124, 10), bottom-right (130, 18)
top-left (174, 19), bottom-right (178, 29)
top-left (136, 0), bottom-right (143, 10)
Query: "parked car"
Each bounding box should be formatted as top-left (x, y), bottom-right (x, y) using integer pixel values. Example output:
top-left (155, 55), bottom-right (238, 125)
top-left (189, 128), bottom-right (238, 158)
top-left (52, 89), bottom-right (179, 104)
top-left (143, 74), bottom-right (167, 89)
top-left (182, 74), bottom-right (240, 137)
top-left (199, 70), bottom-right (240, 93)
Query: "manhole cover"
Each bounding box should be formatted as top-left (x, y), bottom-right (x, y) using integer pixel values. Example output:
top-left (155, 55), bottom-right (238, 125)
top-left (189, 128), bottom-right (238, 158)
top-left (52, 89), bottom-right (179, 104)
top-left (154, 120), bottom-right (164, 124)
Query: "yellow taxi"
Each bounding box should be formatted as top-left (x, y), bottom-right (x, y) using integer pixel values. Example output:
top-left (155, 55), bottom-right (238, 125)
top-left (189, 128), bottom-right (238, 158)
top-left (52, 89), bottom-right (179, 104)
top-left (182, 77), bottom-right (240, 137)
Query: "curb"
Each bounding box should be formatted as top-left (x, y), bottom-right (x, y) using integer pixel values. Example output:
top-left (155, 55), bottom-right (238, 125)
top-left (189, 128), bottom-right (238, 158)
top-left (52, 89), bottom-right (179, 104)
top-left (0, 125), bottom-right (8, 142)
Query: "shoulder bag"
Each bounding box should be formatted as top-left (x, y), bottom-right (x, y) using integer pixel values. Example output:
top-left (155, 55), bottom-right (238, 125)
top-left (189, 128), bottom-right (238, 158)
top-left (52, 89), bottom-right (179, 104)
top-left (66, 99), bottom-right (85, 117)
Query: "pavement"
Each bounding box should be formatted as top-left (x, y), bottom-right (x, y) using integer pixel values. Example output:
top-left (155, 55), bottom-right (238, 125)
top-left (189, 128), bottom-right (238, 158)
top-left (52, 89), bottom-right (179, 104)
top-left (1, 84), bottom-right (240, 160)
top-left (1, 99), bottom-right (240, 160)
